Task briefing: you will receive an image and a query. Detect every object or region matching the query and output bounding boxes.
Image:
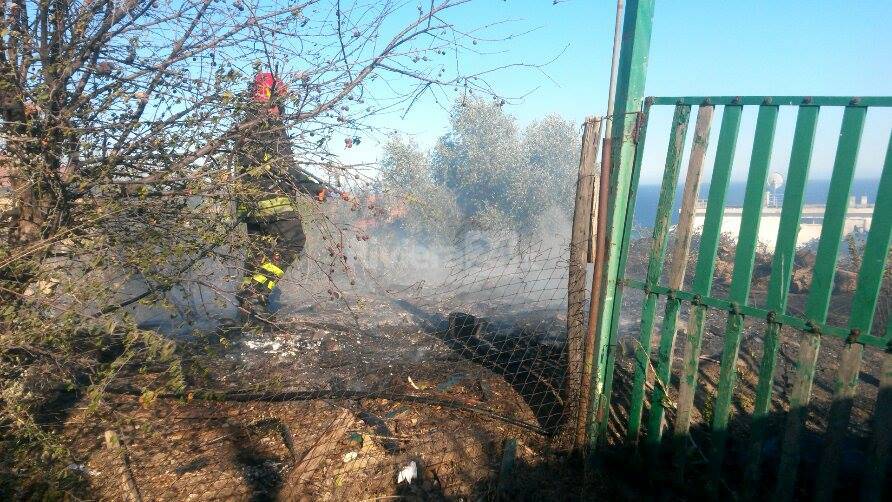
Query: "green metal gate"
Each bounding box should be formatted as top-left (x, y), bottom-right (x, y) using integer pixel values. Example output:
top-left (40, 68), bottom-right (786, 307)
top-left (580, 2), bottom-right (891, 498)
top-left (585, 94), bottom-right (892, 499)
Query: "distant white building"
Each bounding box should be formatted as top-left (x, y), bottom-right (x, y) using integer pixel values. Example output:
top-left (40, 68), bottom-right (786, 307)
top-left (691, 193), bottom-right (874, 250)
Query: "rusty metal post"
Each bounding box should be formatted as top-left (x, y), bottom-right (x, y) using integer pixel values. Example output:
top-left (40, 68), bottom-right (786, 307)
top-left (577, 0), bottom-right (624, 452)
top-left (579, 125), bottom-right (613, 450)
top-left (587, 0), bottom-right (624, 264)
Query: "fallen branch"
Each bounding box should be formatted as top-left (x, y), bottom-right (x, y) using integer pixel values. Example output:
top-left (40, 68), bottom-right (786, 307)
top-left (286, 409), bottom-right (355, 488)
top-left (497, 438), bottom-right (518, 500)
top-left (103, 430), bottom-right (143, 502)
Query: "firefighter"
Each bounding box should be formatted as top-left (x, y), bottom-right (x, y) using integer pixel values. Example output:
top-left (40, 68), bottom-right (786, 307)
top-left (234, 71), bottom-right (327, 320)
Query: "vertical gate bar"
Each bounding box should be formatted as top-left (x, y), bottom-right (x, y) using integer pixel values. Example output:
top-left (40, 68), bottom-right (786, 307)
top-left (709, 103), bottom-right (780, 488)
top-left (743, 104), bottom-right (821, 490)
top-left (815, 343), bottom-right (864, 502)
top-left (775, 331), bottom-right (820, 500)
top-left (672, 104), bottom-right (743, 478)
top-left (862, 135), bottom-right (892, 502)
top-left (845, 131), bottom-right (892, 339)
top-left (817, 131), bottom-right (892, 501)
top-left (584, 0), bottom-right (655, 451)
top-left (569, 117), bottom-right (602, 448)
top-left (863, 351), bottom-right (892, 502)
top-left (593, 101), bottom-right (652, 444)
top-left (646, 103), bottom-right (714, 448)
top-left (627, 104), bottom-right (691, 443)
top-left (774, 104), bottom-right (867, 500)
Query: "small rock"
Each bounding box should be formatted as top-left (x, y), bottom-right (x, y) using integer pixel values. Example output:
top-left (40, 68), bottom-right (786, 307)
top-left (321, 338), bottom-right (340, 352)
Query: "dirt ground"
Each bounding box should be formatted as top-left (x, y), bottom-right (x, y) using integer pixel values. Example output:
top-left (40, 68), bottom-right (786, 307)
top-left (58, 285), bottom-right (581, 501)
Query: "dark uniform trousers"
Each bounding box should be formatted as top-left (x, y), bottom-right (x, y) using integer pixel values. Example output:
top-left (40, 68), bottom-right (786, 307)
top-left (242, 211), bottom-right (306, 299)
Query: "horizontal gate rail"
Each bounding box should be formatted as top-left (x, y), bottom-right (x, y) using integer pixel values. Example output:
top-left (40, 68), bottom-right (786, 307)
top-left (650, 95), bottom-right (892, 107)
top-left (623, 280), bottom-right (887, 349)
top-left (596, 94), bottom-right (892, 499)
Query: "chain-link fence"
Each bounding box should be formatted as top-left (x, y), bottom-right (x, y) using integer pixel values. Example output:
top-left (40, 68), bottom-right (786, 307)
top-left (4, 187), bottom-right (590, 501)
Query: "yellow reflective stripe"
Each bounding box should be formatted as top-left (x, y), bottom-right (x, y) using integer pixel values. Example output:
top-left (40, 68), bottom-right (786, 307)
top-left (260, 262), bottom-right (285, 277)
top-left (245, 273), bottom-right (269, 286)
top-left (257, 196), bottom-right (292, 210)
top-left (254, 196), bottom-right (294, 216)
top-left (242, 274), bottom-right (276, 290)
top-left (238, 197), bottom-right (294, 217)
top-left (246, 153), bottom-right (275, 177)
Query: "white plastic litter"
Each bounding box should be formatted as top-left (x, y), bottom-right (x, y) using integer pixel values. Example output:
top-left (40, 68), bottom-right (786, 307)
top-left (342, 451), bottom-right (358, 463)
top-left (67, 463), bottom-right (98, 476)
top-left (397, 461), bottom-right (417, 484)
top-left (407, 376), bottom-right (421, 390)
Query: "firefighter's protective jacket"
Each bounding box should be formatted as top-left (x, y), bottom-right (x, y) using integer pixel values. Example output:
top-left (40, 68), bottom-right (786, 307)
top-left (235, 111), bottom-right (325, 218)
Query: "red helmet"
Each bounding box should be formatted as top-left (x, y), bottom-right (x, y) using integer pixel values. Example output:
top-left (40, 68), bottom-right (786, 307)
top-left (252, 72), bottom-right (287, 103)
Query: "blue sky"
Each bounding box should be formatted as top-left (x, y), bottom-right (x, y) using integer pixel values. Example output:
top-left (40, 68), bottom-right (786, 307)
top-left (341, 0), bottom-right (892, 184)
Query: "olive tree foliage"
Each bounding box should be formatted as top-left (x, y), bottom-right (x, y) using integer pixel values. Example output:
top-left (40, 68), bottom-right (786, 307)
top-left (380, 98), bottom-right (580, 241)
top-left (512, 114), bottom-right (580, 226)
top-left (378, 136), bottom-right (462, 243)
top-left (431, 98), bottom-right (522, 231)
top-left (0, 0), bottom-right (516, 494)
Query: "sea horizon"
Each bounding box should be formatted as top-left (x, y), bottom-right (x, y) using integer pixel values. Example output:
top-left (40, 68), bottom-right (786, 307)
top-left (633, 177), bottom-right (880, 227)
